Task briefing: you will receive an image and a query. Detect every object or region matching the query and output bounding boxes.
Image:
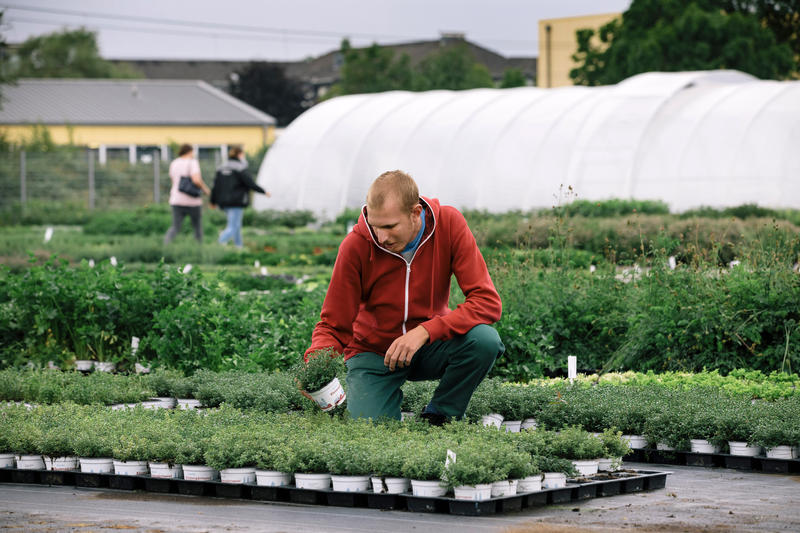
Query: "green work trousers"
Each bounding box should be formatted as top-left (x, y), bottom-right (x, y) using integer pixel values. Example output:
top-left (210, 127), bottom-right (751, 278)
top-left (344, 324), bottom-right (504, 421)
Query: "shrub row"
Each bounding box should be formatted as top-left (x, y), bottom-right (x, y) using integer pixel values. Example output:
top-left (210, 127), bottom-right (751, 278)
top-left (0, 259), bottom-right (323, 372)
top-left (3, 367), bottom-right (798, 451)
top-left (4, 252), bottom-right (800, 378)
top-left (1, 404), bottom-right (638, 484)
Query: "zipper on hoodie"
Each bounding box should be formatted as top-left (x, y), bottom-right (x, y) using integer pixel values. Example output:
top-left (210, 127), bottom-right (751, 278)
top-left (363, 201), bottom-right (436, 336)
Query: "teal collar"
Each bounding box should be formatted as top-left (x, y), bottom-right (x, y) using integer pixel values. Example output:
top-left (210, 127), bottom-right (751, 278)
top-left (401, 207), bottom-right (426, 254)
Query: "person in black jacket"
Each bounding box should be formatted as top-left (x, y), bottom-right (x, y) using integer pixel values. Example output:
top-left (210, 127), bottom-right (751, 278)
top-left (211, 146), bottom-right (270, 248)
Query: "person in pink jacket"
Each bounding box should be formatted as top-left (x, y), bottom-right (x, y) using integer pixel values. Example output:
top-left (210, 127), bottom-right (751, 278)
top-left (305, 170), bottom-right (504, 424)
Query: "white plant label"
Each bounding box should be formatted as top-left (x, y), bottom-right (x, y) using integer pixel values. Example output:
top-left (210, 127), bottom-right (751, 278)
top-left (254, 260), bottom-right (260, 268)
top-left (131, 336), bottom-right (140, 356)
top-left (568, 355), bottom-right (577, 383)
top-left (110, 256), bottom-right (118, 266)
top-left (260, 266), bottom-right (268, 276)
top-left (668, 256), bottom-right (677, 270)
top-left (589, 264), bottom-right (596, 273)
top-left (88, 259), bottom-right (95, 268)
top-left (182, 263), bottom-right (193, 274)
top-left (445, 449), bottom-right (456, 469)
top-left (44, 227), bottom-right (54, 243)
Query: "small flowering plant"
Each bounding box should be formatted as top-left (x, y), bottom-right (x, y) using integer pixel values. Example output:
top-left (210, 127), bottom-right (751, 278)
top-left (293, 348), bottom-right (344, 393)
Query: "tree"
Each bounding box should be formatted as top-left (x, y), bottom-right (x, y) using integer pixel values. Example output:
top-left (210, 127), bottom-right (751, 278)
top-left (330, 39), bottom-right (414, 96)
top-left (570, 0), bottom-right (795, 85)
top-left (331, 39), bottom-right (496, 96)
top-left (11, 28), bottom-right (139, 79)
top-left (414, 43), bottom-right (494, 91)
top-left (720, 0), bottom-right (800, 65)
top-left (0, 11), bottom-right (16, 105)
top-left (229, 62), bottom-right (309, 126)
top-left (500, 68), bottom-right (527, 88)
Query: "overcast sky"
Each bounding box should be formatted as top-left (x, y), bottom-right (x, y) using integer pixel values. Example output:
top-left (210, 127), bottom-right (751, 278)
top-left (2, 0), bottom-right (632, 61)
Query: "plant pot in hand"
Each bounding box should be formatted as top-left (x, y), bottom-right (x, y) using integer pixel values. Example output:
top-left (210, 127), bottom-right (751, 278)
top-left (294, 349), bottom-right (346, 412)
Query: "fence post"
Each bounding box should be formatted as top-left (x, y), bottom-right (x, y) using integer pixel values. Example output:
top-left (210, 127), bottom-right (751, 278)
top-left (153, 150), bottom-right (161, 204)
top-left (88, 148), bottom-right (95, 210)
top-left (20, 149), bottom-right (26, 208)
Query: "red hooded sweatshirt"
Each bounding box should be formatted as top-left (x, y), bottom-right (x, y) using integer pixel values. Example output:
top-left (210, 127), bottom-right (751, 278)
top-left (305, 197), bottom-right (502, 361)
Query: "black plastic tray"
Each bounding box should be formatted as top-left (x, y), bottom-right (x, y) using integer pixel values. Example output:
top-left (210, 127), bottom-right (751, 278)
top-left (627, 448), bottom-right (800, 474)
top-left (0, 468), bottom-right (669, 516)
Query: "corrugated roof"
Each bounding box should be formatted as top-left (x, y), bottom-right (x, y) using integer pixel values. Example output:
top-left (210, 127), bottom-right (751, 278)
top-left (0, 79), bottom-right (276, 125)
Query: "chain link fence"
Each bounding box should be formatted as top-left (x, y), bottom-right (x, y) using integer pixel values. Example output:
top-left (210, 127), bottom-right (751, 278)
top-left (1, 148), bottom-right (228, 215)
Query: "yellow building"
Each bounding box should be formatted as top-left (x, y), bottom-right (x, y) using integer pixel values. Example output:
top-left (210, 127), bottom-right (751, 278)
top-left (0, 79), bottom-right (276, 163)
top-left (538, 13), bottom-right (620, 88)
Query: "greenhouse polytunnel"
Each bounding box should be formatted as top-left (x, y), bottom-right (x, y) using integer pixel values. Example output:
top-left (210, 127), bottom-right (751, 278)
top-left (254, 70), bottom-right (800, 219)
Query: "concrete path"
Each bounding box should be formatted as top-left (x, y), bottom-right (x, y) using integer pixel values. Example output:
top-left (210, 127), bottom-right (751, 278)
top-left (1, 463), bottom-right (798, 532)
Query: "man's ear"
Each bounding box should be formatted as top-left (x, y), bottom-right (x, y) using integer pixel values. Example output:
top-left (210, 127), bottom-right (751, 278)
top-left (411, 203), bottom-right (423, 218)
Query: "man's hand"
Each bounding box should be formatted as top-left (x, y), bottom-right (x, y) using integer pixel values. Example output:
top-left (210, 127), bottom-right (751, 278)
top-left (384, 326), bottom-right (429, 371)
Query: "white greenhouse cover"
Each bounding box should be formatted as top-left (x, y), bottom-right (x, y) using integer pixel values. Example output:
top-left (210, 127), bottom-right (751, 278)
top-left (254, 71), bottom-right (800, 219)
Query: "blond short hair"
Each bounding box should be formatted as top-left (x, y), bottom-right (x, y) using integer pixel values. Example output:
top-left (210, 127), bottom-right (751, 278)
top-left (366, 170), bottom-right (419, 212)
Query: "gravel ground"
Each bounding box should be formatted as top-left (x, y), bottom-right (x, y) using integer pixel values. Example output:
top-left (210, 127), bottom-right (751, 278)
top-left (1, 462), bottom-right (799, 532)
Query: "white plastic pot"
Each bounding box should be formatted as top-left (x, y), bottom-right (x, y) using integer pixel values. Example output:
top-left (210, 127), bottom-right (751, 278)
top-left (255, 470), bottom-right (292, 487)
top-left (410, 479), bottom-right (447, 497)
top-left (220, 467), bottom-right (256, 484)
top-left (74, 360), bottom-right (93, 372)
top-left (177, 399), bottom-right (202, 410)
top-left (656, 442), bottom-right (676, 451)
top-left (517, 474), bottom-right (542, 492)
top-left (502, 420), bottom-right (522, 433)
top-left (44, 456), bottom-right (78, 471)
top-left (370, 476), bottom-right (410, 494)
top-left (15, 455), bottom-right (44, 470)
top-left (542, 472), bottom-right (567, 489)
top-left (331, 474), bottom-right (370, 492)
top-left (491, 479), bottom-right (518, 497)
top-left (454, 483), bottom-right (492, 501)
top-left (597, 457), bottom-right (622, 472)
top-left (690, 439), bottom-right (721, 454)
top-left (520, 418), bottom-right (538, 431)
top-left (93, 361), bottom-right (116, 373)
top-left (571, 460), bottom-right (599, 476)
top-left (728, 441), bottom-right (762, 457)
top-left (622, 435), bottom-right (647, 449)
top-left (149, 463), bottom-right (183, 479)
top-left (113, 460), bottom-right (149, 476)
top-left (481, 413), bottom-right (504, 428)
top-left (765, 445), bottom-right (797, 459)
top-left (308, 378), bottom-right (346, 412)
top-left (134, 362), bottom-right (151, 374)
top-left (0, 453), bottom-right (15, 468)
top-left (400, 411), bottom-right (415, 422)
top-left (182, 464), bottom-right (219, 481)
top-left (80, 457), bottom-right (114, 473)
top-left (294, 473), bottom-right (331, 490)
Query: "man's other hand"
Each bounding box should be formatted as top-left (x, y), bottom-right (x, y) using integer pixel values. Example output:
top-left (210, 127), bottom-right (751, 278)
top-left (384, 326), bottom-right (429, 371)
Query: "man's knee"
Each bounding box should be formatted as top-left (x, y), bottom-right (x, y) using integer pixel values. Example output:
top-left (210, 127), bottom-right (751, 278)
top-left (465, 324), bottom-right (504, 365)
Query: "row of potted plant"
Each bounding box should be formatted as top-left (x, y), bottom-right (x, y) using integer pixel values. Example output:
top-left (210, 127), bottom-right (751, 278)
top-left (0, 403), bottom-right (631, 500)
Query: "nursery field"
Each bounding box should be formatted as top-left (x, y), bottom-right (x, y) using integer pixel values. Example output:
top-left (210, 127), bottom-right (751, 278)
top-left (2, 197), bottom-right (800, 529)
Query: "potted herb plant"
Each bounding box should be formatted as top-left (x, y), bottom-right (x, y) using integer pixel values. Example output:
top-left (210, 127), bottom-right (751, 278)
top-left (368, 441), bottom-right (411, 494)
top-left (204, 426), bottom-right (259, 484)
top-left (326, 439), bottom-right (373, 492)
top-left (443, 444), bottom-right (496, 501)
top-left (293, 348), bottom-right (346, 412)
top-left (597, 428), bottom-right (630, 472)
top-left (401, 442), bottom-right (448, 497)
top-left (547, 426), bottom-right (605, 476)
top-left (535, 455), bottom-right (578, 489)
